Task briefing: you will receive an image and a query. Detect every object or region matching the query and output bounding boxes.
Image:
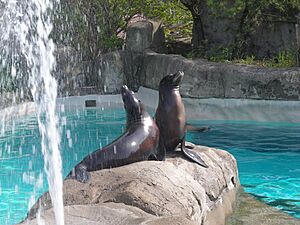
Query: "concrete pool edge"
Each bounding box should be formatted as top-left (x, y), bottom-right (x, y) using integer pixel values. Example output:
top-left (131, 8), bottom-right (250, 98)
top-left (137, 87), bottom-right (300, 123)
top-left (0, 94), bottom-right (124, 121)
top-left (1, 86), bottom-right (300, 123)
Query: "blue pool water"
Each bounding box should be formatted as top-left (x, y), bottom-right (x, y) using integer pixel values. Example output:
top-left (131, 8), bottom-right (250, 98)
top-left (187, 120), bottom-right (300, 219)
top-left (0, 108), bottom-right (299, 224)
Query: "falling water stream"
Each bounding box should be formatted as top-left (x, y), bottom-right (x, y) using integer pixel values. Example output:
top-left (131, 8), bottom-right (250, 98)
top-left (0, 0), bottom-right (64, 224)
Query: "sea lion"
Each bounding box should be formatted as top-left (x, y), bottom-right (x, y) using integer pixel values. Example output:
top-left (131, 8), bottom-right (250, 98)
top-left (155, 71), bottom-right (208, 168)
top-left (69, 85), bottom-right (160, 182)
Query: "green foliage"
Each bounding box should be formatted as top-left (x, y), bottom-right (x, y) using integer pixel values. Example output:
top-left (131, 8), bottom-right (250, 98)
top-left (185, 44), bottom-right (233, 62)
top-left (235, 55), bottom-right (256, 65)
top-left (262, 51), bottom-right (297, 68)
top-left (52, 0), bottom-right (192, 60)
top-left (143, 0), bottom-right (192, 40)
top-left (53, 0), bottom-right (140, 59)
top-left (207, 0), bottom-right (244, 18)
top-left (51, 0), bottom-right (299, 66)
top-left (231, 51), bottom-right (297, 68)
top-left (186, 47), bottom-right (297, 68)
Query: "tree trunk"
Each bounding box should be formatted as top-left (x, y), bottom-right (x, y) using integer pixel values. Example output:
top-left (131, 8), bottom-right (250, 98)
top-left (180, 0), bottom-right (205, 50)
top-left (192, 15), bottom-right (205, 49)
top-left (231, 0), bottom-right (260, 59)
top-left (231, 0), bottom-right (250, 59)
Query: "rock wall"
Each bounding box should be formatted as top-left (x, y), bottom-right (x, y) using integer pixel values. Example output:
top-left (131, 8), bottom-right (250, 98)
top-left (250, 21), bottom-right (297, 58)
top-left (54, 20), bottom-right (300, 101)
top-left (130, 51), bottom-right (300, 100)
top-left (198, 2), bottom-right (298, 58)
top-left (53, 47), bottom-right (300, 101)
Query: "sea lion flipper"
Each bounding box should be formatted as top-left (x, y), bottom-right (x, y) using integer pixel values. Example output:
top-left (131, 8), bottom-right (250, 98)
top-left (74, 164), bottom-right (90, 183)
top-left (148, 153), bottom-right (158, 160)
top-left (181, 138), bottom-right (209, 168)
top-left (186, 124), bottom-right (210, 132)
top-left (157, 139), bottom-right (166, 161)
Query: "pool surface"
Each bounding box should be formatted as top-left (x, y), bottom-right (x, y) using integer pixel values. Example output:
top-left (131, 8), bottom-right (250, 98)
top-left (187, 120), bottom-right (300, 219)
top-left (0, 108), bottom-right (299, 224)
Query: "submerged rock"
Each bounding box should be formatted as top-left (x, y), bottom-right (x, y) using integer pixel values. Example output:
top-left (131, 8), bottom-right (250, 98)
top-left (226, 188), bottom-right (300, 225)
top-left (21, 144), bottom-right (239, 225)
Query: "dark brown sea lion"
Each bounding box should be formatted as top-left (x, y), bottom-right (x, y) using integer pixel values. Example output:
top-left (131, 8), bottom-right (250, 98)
top-left (155, 71), bottom-right (208, 168)
top-left (70, 85), bottom-right (160, 182)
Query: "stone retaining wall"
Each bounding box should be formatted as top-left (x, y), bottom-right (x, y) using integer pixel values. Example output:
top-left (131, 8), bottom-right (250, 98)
top-left (132, 51), bottom-right (300, 100)
top-left (51, 47), bottom-right (300, 101)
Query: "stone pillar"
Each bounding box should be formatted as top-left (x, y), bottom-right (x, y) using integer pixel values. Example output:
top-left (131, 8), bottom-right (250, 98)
top-left (126, 20), bottom-right (166, 53)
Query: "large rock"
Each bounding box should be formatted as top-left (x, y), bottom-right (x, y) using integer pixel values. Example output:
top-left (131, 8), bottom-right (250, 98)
top-left (22, 203), bottom-right (198, 225)
top-left (22, 144), bottom-right (239, 225)
top-left (126, 21), bottom-right (153, 53)
top-left (126, 20), bottom-right (166, 53)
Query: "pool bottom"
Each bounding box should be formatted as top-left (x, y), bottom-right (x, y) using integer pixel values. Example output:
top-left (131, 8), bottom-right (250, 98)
top-left (226, 188), bottom-right (300, 225)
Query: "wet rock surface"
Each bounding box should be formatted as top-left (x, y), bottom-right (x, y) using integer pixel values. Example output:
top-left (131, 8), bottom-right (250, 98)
top-left (21, 144), bottom-right (239, 225)
top-left (226, 188), bottom-right (300, 225)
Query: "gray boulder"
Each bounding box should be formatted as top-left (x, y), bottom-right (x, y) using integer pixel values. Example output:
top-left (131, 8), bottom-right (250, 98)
top-left (126, 20), bottom-right (166, 53)
top-left (21, 203), bottom-right (198, 225)
top-left (22, 144), bottom-right (239, 225)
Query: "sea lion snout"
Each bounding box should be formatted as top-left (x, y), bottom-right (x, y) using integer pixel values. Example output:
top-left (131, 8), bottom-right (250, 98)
top-left (172, 71), bottom-right (184, 85)
top-left (121, 85), bottom-right (129, 95)
top-left (160, 71), bottom-right (184, 87)
top-left (121, 85), bottom-right (135, 97)
top-left (121, 84), bottom-right (141, 117)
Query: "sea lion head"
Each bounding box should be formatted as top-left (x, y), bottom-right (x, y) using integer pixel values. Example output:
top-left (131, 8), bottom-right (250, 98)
top-left (121, 85), bottom-right (144, 124)
top-left (159, 71), bottom-right (184, 89)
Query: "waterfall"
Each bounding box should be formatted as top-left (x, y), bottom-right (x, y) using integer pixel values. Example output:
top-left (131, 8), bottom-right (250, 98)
top-left (0, 0), bottom-right (64, 224)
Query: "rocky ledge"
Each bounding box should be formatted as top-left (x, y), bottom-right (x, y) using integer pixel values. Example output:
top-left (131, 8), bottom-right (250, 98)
top-left (21, 144), bottom-right (239, 225)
